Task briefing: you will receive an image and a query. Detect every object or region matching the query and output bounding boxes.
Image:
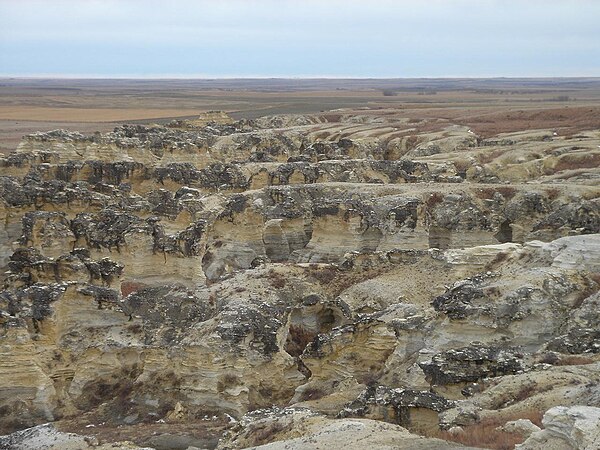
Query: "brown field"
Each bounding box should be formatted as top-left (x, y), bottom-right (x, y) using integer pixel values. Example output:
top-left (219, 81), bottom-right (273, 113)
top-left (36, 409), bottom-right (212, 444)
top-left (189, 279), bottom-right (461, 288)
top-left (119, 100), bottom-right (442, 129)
top-left (0, 107), bottom-right (211, 122)
top-left (1, 77), bottom-right (600, 153)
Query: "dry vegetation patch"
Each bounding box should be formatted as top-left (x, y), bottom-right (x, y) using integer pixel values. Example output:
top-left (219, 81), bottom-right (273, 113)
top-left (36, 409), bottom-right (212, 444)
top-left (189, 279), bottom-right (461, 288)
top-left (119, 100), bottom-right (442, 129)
top-left (305, 264), bottom-right (389, 297)
top-left (457, 106), bottom-right (600, 137)
top-left (428, 409), bottom-right (543, 450)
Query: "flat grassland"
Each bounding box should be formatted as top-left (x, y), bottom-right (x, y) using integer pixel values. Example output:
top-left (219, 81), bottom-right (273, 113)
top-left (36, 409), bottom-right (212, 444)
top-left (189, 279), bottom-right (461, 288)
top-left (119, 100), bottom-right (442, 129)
top-left (1, 77), bottom-right (600, 153)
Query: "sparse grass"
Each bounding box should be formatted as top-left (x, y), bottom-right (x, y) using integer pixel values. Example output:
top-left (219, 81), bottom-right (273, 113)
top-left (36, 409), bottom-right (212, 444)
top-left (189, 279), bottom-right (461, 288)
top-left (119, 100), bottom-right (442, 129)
top-left (574, 273), bottom-right (600, 308)
top-left (56, 419), bottom-right (230, 449)
top-left (305, 264), bottom-right (388, 297)
top-left (475, 188), bottom-right (496, 200)
top-left (554, 355), bottom-right (595, 366)
top-left (335, 268), bottom-right (388, 295)
top-left (496, 187), bottom-right (517, 199)
top-left (298, 386), bottom-right (325, 401)
top-left (250, 421), bottom-right (291, 446)
top-left (457, 106), bottom-right (600, 138)
top-left (121, 281), bottom-right (147, 297)
top-left (267, 269), bottom-right (287, 288)
top-left (453, 158), bottom-right (471, 174)
top-left (475, 187), bottom-right (517, 201)
top-left (478, 148), bottom-right (507, 164)
top-left (484, 251), bottom-right (511, 271)
top-left (307, 264), bottom-right (338, 284)
top-left (127, 323), bottom-right (143, 334)
top-left (553, 153), bottom-right (600, 172)
top-left (513, 383), bottom-right (538, 403)
top-left (3, 80), bottom-right (600, 155)
top-left (433, 423), bottom-right (523, 450)
top-left (588, 272), bottom-right (600, 287)
top-left (545, 188), bottom-right (561, 201)
top-left (429, 409), bottom-right (543, 450)
top-left (425, 192), bottom-right (444, 209)
top-left (405, 135), bottom-right (420, 151)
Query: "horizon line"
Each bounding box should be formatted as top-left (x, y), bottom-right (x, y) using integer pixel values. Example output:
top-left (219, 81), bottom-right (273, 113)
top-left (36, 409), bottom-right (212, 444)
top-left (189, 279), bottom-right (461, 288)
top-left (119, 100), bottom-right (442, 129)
top-left (2, 75), bottom-right (600, 81)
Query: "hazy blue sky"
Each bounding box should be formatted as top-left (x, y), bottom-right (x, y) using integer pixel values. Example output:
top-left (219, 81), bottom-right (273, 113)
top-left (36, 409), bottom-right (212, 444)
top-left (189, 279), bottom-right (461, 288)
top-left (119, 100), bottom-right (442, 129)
top-left (1, 0), bottom-right (599, 77)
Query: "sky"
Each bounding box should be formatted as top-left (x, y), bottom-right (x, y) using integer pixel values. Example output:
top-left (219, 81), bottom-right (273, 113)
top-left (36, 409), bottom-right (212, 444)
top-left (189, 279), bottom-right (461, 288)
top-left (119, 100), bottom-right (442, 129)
top-left (0, 0), bottom-right (599, 78)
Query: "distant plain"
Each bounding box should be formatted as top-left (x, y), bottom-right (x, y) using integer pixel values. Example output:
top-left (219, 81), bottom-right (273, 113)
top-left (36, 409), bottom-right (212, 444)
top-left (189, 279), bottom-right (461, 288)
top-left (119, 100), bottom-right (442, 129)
top-left (1, 77), bottom-right (600, 153)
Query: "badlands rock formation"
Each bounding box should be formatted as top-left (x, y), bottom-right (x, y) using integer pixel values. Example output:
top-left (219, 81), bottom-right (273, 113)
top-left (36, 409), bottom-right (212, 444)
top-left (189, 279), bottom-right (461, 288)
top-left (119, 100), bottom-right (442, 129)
top-left (0, 110), bottom-right (599, 449)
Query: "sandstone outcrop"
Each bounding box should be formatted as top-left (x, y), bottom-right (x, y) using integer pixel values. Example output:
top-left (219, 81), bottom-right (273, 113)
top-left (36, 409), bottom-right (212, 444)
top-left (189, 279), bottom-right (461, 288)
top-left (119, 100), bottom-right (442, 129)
top-left (217, 407), bottom-right (474, 449)
top-left (517, 406), bottom-right (600, 450)
top-left (1, 108), bottom-right (599, 448)
top-left (0, 424), bottom-right (149, 450)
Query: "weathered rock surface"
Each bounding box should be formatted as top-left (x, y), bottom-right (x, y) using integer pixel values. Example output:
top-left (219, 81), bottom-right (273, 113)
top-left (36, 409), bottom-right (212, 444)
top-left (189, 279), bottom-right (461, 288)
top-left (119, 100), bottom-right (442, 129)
top-left (217, 408), bottom-right (474, 449)
top-left (0, 423), bottom-right (149, 450)
top-left (1, 108), bottom-right (599, 448)
top-left (517, 406), bottom-right (600, 450)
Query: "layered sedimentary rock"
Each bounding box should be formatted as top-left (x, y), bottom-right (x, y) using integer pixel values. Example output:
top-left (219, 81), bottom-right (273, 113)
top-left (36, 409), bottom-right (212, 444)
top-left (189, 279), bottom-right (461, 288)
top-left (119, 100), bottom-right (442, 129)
top-left (1, 110), bottom-right (599, 448)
